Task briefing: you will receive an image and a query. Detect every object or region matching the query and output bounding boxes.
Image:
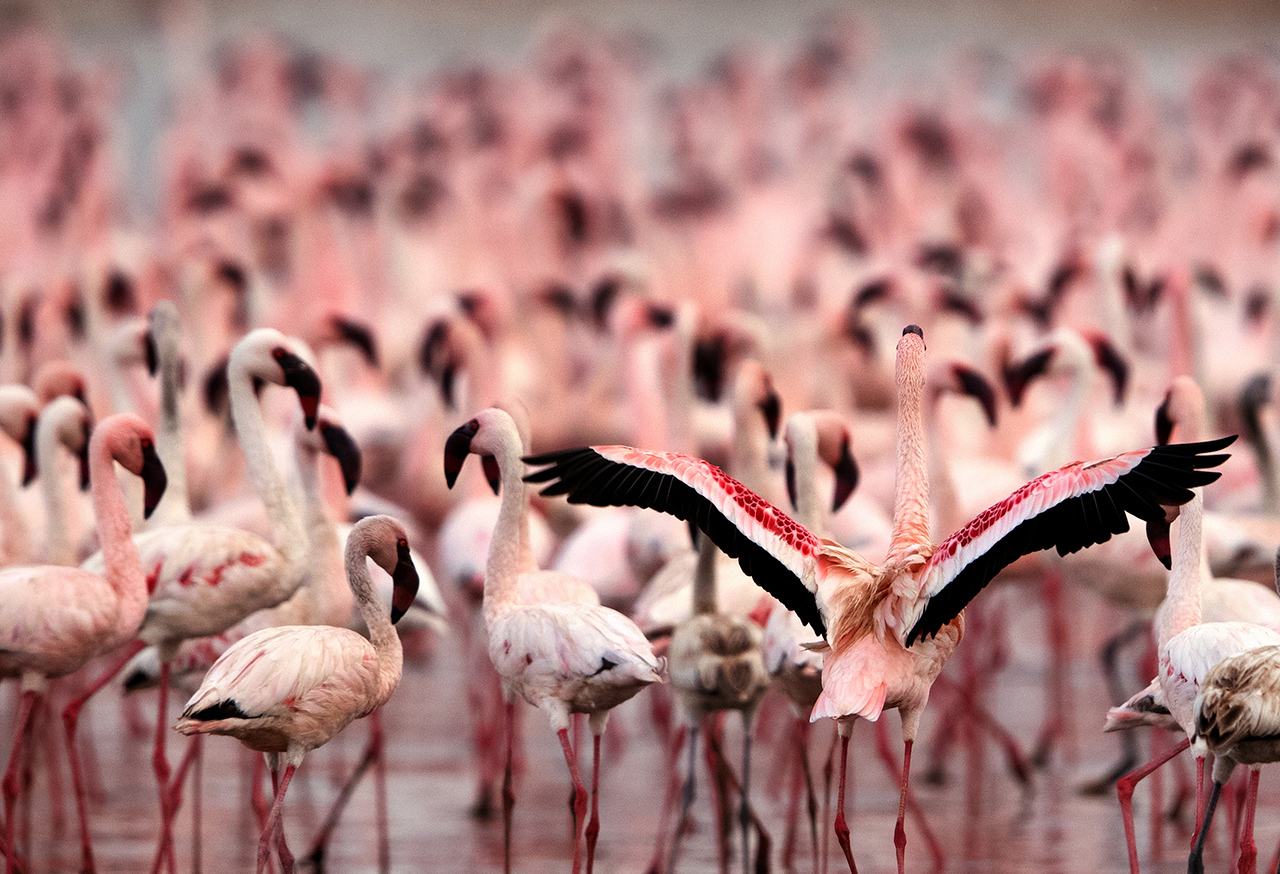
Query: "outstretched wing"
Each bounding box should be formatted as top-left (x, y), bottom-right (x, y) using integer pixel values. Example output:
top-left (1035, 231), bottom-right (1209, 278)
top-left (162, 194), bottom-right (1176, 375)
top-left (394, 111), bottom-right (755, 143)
top-left (524, 446), bottom-right (827, 635)
top-left (904, 436), bottom-right (1235, 647)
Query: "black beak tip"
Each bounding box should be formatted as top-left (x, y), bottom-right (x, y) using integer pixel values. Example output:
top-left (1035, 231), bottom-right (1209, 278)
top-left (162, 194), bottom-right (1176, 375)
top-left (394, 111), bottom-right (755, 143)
top-left (320, 423), bottom-right (363, 496)
top-left (443, 422), bottom-right (478, 490)
top-left (390, 541), bottom-right (420, 625)
top-left (141, 447), bottom-right (168, 519)
top-left (144, 332), bottom-right (159, 377)
top-left (481, 455), bottom-right (501, 496)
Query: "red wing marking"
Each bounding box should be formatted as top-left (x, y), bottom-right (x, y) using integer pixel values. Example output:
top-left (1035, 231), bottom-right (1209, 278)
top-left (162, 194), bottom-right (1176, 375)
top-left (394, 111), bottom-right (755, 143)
top-left (178, 565), bottom-right (195, 587)
top-left (238, 552), bottom-right (265, 567)
top-left (146, 561), bottom-right (163, 595)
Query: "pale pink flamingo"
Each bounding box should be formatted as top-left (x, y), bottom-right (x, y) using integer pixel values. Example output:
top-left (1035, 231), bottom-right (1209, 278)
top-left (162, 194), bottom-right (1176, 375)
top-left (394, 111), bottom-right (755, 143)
top-left (0, 385), bottom-right (40, 567)
top-left (525, 325), bottom-right (1234, 874)
top-left (0, 413), bottom-right (165, 874)
top-left (174, 514), bottom-right (419, 874)
top-left (33, 394), bottom-right (93, 566)
top-left (443, 406), bottom-right (662, 874)
top-left (80, 326), bottom-right (322, 869)
top-left (1190, 639), bottom-right (1280, 874)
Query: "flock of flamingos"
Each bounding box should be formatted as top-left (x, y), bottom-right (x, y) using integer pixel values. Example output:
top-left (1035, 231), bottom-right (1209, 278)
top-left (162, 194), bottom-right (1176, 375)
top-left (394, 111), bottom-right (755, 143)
top-left (0, 10), bottom-right (1277, 874)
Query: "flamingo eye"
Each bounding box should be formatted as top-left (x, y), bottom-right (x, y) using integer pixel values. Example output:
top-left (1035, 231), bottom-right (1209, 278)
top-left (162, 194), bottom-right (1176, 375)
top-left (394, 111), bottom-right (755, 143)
top-left (398, 539), bottom-right (408, 548)
top-left (272, 348), bottom-right (285, 359)
top-left (140, 438), bottom-right (153, 449)
top-left (469, 419), bottom-right (479, 430)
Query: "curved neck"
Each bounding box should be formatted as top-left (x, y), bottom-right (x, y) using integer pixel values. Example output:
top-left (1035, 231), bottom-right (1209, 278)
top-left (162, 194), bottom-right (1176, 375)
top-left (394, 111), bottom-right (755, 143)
top-left (89, 437), bottom-right (147, 634)
top-left (296, 445), bottom-right (352, 628)
top-left (887, 353), bottom-right (930, 561)
top-left (37, 420), bottom-right (75, 566)
top-left (1161, 492), bottom-right (1204, 646)
top-left (482, 433), bottom-right (526, 628)
top-left (731, 401), bottom-right (772, 499)
top-left (228, 370), bottom-right (306, 573)
top-left (0, 448), bottom-right (29, 564)
top-left (692, 535), bottom-right (719, 615)
top-left (790, 425), bottom-right (825, 535)
top-left (152, 333), bottom-right (190, 524)
top-left (345, 534), bottom-right (403, 706)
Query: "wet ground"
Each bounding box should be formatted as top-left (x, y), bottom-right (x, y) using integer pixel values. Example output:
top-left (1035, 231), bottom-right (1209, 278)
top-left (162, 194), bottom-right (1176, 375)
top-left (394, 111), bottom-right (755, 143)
top-left (7, 579), bottom-right (1278, 874)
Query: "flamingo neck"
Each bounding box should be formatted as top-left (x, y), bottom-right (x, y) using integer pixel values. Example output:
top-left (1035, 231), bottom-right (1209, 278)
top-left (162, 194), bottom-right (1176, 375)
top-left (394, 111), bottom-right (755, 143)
top-left (151, 327), bottom-right (190, 525)
top-left (692, 535), bottom-right (719, 616)
top-left (1162, 492), bottom-right (1204, 645)
top-left (37, 417), bottom-right (76, 567)
top-left (628, 338), bottom-right (670, 450)
top-left (228, 367), bottom-right (306, 577)
top-left (89, 436), bottom-right (147, 638)
top-left (483, 432), bottom-right (526, 628)
top-left (345, 529), bottom-right (403, 707)
top-left (888, 351), bottom-right (930, 561)
top-left (731, 400), bottom-right (772, 499)
top-left (665, 309), bottom-right (697, 455)
top-left (0, 445), bottom-right (28, 564)
top-left (926, 395), bottom-right (964, 537)
top-left (790, 419), bottom-right (825, 534)
top-left (296, 445), bottom-right (351, 628)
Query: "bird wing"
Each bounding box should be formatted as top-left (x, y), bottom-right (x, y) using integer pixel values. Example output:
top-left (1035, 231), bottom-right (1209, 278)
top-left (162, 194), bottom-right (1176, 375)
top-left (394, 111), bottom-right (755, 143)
top-left (1196, 644), bottom-right (1280, 752)
top-left (905, 437), bottom-right (1235, 647)
top-left (180, 625), bottom-right (376, 722)
top-left (525, 446), bottom-right (826, 636)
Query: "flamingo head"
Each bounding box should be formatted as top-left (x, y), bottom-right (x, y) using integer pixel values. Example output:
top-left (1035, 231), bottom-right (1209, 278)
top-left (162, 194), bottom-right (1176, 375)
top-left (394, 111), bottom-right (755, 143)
top-left (356, 515), bottom-right (421, 624)
top-left (1155, 375), bottom-right (1206, 446)
top-left (230, 329), bottom-right (323, 430)
top-left (97, 414), bottom-right (167, 518)
top-left (935, 363), bottom-right (998, 427)
top-left (0, 385), bottom-right (39, 487)
top-left (814, 413), bottom-right (859, 513)
top-left (302, 405), bottom-right (363, 496)
top-left (443, 413), bottom-right (503, 495)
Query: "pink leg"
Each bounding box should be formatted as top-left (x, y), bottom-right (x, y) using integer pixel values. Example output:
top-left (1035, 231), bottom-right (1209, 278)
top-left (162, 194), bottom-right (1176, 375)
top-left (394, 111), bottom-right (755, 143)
top-left (894, 741), bottom-right (913, 874)
top-left (833, 730), bottom-right (857, 874)
top-left (645, 723), bottom-right (686, 874)
top-left (3, 690), bottom-right (38, 874)
top-left (150, 736), bottom-right (201, 874)
top-left (1117, 737), bottom-right (1190, 874)
top-left (821, 729), bottom-right (837, 874)
top-left (257, 762), bottom-right (297, 874)
top-left (191, 737), bottom-right (203, 874)
top-left (371, 711), bottom-right (390, 874)
top-left (251, 755), bottom-right (270, 831)
top-left (151, 663), bottom-right (175, 874)
top-left (62, 642), bottom-right (144, 874)
top-left (704, 716), bottom-right (730, 874)
top-left (1237, 769), bottom-right (1259, 874)
top-left (503, 702), bottom-right (515, 874)
top-left (585, 733), bottom-right (601, 874)
top-left (1150, 731), bottom-right (1164, 862)
top-left (1192, 755), bottom-right (1206, 849)
top-left (557, 727), bottom-right (587, 874)
top-left (1033, 570), bottom-right (1068, 768)
top-left (781, 720), bottom-right (805, 871)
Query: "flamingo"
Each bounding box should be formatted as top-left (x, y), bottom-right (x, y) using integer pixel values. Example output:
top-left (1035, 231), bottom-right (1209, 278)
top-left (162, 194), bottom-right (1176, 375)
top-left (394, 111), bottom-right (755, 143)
top-left (33, 393), bottom-right (93, 566)
top-left (0, 413), bottom-right (166, 874)
top-left (174, 514), bottom-right (420, 874)
top-left (443, 406), bottom-right (662, 874)
top-left (1190, 638), bottom-right (1280, 874)
top-left (79, 326), bottom-right (322, 868)
top-left (525, 325), bottom-right (1234, 874)
top-left (0, 385), bottom-right (40, 567)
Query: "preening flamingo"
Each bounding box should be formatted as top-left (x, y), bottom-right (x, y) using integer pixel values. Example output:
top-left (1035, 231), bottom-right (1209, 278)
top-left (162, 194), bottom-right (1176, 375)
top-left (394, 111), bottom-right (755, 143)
top-left (443, 406), bottom-right (662, 874)
top-left (0, 413), bottom-right (165, 874)
top-left (525, 325), bottom-right (1234, 874)
top-left (174, 514), bottom-right (419, 874)
top-left (80, 326), bottom-right (322, 866)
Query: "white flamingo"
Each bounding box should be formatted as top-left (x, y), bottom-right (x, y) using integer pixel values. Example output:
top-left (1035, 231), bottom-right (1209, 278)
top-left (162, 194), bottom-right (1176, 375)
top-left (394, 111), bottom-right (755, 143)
top-left (174, 514), bottom-right (420, 874)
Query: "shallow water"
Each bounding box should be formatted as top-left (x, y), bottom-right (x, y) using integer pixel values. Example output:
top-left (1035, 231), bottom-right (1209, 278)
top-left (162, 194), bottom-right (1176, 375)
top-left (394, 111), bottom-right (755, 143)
top-left (7, 580), bottom-right (1275, 873)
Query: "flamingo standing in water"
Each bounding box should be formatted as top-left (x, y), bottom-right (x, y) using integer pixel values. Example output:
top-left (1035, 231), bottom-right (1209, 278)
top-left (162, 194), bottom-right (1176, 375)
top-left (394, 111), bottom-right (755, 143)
top-left (525, 325), bottom-right (1234, 874)
top-left (0, 414), bottom-right (166, 874)
top-left (174, 514), bottom-right (420, 874)
top-left (80, 326), bottom-right (322, 868)
top-left (443, 407), bottom-right (662, 874)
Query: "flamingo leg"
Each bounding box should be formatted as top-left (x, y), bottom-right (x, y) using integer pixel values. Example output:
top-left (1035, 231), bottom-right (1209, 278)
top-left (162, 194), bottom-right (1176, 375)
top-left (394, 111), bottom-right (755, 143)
top-left (372, 711), bottom-right (389, 874)
top-left (739, 717), bottom-right (753, 874)
top-left (557, 727), bottom-right (586, 874)
top-left (3, 690), bottom-right (37, 874)
top-left (833, 727), bottom-right (856, 874)
top-left (503, 702), bottom-right (515, 874)
top-left (667, 722), bottom-right (699, 874)
top-left (821, 729), bottom-right (836, 874)
top-left (705, 716), bottom-right (729, 874)
top-left (585, 732), bottom-right (601, 874)
top-left (702, 727), bottom-right (771, 874)
top-left (151, 736), bottom-right (201, 874)
top-left (1192, 755), bottom-right (1206, 849)
top-left (257, 760), bottom-right (298, 874)
top-left (781, 719), bottom-right (806, 872)
top-left (1238, 769), bottom-right (1260, 874)
top-left (1189, 779), bottom-right (1224, 874)
top-left (62, 641), bottom-right (143, 874)
top-left (191, 736), bottom-right (203, 874)
top-left (302, 710), bottom-right (387, 872)
top-left (1032, 570), bottom-right (1068, 768)
top-left (150, 662), bottom-right (176, 874)
top-left (1117, 736), bottom-right (1190, 874)
top-left (797, 723), bottom-right (820, 874)
top-left (645, 723), bottom-right (686, 874)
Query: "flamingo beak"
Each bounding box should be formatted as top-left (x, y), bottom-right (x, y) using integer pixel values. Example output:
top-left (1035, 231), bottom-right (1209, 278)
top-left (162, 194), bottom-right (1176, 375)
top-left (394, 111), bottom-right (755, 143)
top-left (277, 351), bottom-right (322, 430)
top-left (78, 421), bottom-right (93, 491)
top-left (481, 455), bottom-right (501, 495)
top-left (1146, 517), bottom-right (1173, 570)
top-left (759, 391), bottom-right (782, 440)
top-left (832, 439), bottom-right (859, 513)
top-left (319, 422), bottom-right (363, 496)
top-left (1088, 336), bottom-right (1129, 406)
top-left (1155, 390), bottom-right (1175, 446)
top-left (143, 330), bottom-right (159, 377)
top-left (329, 315), bottom-right (380, 368)
top-left (390, 538), bottom-right (420, 625)
top-left (952, 364), bottom-right (999, 428)
top-left (443, 419), bottom-right (479, 489)
top-left (20, 415), bottom-right (36, 487)
top-left (1002, 348), bottom-right (1055, 408)
top-left (140, 440), bottom-right (168, 519)
top-left (785, 456), bottom-right (798, 510)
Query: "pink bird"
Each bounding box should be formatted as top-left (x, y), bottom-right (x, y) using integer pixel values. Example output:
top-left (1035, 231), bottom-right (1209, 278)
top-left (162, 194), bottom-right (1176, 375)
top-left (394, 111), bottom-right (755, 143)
top-left (80, 326), bottom-right (322, 869)
top-left (444, 406), bottom-right (662, 874)
top-left (174, 514), bottom-right (419, 874)
top-left (0, 413), bottom-right (165, 874)
top-left (525, 325), bottom-right (1233, 874)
